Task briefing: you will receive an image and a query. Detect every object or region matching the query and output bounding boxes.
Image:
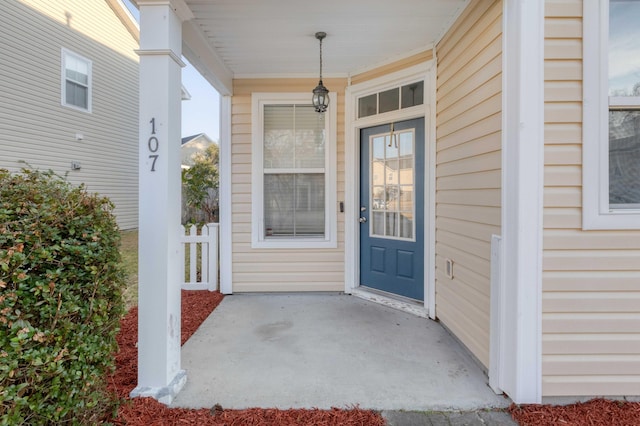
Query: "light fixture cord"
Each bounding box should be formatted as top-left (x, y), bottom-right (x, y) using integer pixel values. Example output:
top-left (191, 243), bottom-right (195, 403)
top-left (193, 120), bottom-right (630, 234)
top-left (319, 36), bottom-right (323, 81)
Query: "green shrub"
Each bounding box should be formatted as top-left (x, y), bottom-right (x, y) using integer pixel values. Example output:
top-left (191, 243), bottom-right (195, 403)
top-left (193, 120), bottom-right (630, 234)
top-left (0, 169), bottom-right (126, 425)
top-left (182, 143), bottom-right (219, 224)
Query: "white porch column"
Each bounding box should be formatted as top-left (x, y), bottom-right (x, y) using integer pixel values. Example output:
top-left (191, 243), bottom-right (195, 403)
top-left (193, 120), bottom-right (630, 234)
top-left (131, 0), bottom-right (192, 405)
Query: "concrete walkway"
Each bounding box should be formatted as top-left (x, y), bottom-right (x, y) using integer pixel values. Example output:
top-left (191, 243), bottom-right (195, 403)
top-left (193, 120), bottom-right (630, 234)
top-left (382, 410), bottom-right (516, 425)
top-left (172, 294), bottom-right (511, 412)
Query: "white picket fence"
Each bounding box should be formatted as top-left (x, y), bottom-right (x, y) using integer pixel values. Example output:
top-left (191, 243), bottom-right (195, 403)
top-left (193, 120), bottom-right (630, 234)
top-left (180, 223), bottom-right (219, 291)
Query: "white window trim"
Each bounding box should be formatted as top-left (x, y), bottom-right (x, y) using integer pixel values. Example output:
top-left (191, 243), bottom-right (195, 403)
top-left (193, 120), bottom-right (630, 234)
top-left (583, 0), bottom-right (640, 230)
top-left (61, 48), bottom-right (92, 113)
top-left (251, 92), bottom-right (337, 249)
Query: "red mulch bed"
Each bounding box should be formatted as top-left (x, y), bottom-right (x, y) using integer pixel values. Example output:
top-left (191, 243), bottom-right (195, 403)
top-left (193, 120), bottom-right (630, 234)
top-left (108, 290), bottom-right (385, 425)
top-left (509, 398), bottom-right (640, 425)
top-left (109, 291), bottom-right (640, 425)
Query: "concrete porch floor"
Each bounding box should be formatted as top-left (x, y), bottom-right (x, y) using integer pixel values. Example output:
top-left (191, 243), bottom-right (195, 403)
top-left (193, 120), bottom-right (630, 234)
top-left (171, 294), bottom-right (511, 411)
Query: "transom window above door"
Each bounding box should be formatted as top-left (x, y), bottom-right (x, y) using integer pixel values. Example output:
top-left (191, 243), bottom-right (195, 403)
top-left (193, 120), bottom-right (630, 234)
top-left (358, 80), bottom-right (424, 118)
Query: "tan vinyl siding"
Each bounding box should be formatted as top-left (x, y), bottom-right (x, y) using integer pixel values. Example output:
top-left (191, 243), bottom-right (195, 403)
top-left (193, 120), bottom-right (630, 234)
top-left (542, 0), bottom-right (640, 397)
top-left (434, 0), bottom-right (502, 368)
top-left (0, 0), bottom-right (139, 229)
top-left (231, 78), bottom-right (347, 292)
top-left (350, 50), bottom-right (434, 85)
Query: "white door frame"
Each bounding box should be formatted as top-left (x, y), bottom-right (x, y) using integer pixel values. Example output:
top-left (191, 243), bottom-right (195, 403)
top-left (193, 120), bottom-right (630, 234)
top-left (344, 61), bottom-right (437, 319)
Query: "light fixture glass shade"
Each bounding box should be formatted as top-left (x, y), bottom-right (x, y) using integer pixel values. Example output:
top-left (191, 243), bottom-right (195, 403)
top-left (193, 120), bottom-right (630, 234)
top-left (312, 80), bottom-right (330, 113)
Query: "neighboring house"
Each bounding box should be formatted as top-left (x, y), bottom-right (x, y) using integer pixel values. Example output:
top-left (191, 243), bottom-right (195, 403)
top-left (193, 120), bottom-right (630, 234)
top-left (0, 0), bottom-right (140, 229)
top-left (181, 133), bottom-right (214, 168)
top-left (132, 0), bottom-right (640, 406)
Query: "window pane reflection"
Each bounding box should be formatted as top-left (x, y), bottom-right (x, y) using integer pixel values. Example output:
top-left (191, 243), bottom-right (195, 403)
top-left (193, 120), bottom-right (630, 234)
top-left (358, 93), bottom-right (377, 118)
top-left (379, 88), bottom-right (399, 113)
top-left (609, 1), bottom-right (640, 97)
top-left (401, 81), bottom-right (424, 108)
top-left (609, 110), bottom-right (640, 207)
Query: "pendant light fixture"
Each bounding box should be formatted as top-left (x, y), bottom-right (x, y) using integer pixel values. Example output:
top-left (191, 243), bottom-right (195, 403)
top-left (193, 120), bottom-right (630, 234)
top-left (312, 31), bottom-right (330, 113)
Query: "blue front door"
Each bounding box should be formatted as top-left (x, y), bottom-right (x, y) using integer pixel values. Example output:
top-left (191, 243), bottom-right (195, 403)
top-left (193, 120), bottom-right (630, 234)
top-left (359, 118), bottom-right (425, 300)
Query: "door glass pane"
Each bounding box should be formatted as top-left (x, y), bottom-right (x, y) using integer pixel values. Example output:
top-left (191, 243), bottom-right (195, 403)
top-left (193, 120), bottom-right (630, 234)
top-left (399, 132), bottom-right (414, 156)
top-left (609, 110), bottom-right (640, 207)
top-left (385, 212), bottom-right (398, 237)
top-left (400, 213), bottom-right (414, 239)
top-left (372, 186), bottom-right (385, 209)
top-left (379, 88), bottom-right (399, 113)
top-left (386, 136), bottom-right (399, 159)
top-left (369, 128), bottom-right (416, 240)
top-left (399, 185), bottom-right (413, 211)
top-left (372, 136), bottom-right (385, 160)
top-left (372, 212), bottom-right (384, 236)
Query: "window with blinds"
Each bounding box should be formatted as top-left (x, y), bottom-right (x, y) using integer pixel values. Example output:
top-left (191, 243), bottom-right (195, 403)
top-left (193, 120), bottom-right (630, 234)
top-left (263, 104), bottom-right (327, 238)
top-left (62, 48), bottom-right (91, 112)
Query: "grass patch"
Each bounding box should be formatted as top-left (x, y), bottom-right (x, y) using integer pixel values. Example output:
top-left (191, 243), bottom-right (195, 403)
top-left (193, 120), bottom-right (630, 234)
top-left (120, 229), bottom-right (138, 309)
top-left (119, 229), bottom-right (209, 307)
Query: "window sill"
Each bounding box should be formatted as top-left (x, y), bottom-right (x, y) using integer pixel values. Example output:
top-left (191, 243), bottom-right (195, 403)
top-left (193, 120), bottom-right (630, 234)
top-left (61, 103), bottom-right (92, 114)
top-left (583, 210), bottom-right (640, 230)
top-left (251, 238), bottom-right (338, 249)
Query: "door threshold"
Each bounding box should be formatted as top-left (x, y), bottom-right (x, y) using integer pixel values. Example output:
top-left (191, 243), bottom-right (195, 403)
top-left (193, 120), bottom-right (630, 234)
top-left (351, 287), bottom-right (429, 319)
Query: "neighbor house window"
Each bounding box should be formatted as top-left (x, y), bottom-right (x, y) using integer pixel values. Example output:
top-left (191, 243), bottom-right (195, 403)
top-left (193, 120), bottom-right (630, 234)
top-left (251, 93), bottom-right (337, 248)
top-left (583, 0), bottom-right (640, 229)
top-left (62, 49), bottom-right (92, 112)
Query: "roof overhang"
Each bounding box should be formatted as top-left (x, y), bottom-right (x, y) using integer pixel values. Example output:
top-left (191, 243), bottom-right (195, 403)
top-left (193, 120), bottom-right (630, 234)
top-left (133, 0), bottom-right (468, 96)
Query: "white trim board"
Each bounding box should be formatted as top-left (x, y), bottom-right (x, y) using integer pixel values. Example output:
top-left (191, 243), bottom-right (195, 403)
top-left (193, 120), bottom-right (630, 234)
top-left (344, 61), bottom-right (435, 318)
top-left (494, 0), bottom-right (544, 404)
top-left (219, 95), bottom-right (233, 294)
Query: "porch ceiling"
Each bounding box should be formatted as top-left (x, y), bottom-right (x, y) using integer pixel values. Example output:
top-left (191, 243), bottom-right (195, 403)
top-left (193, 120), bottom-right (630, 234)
top-left (175, 0), bottom-right (468, 93)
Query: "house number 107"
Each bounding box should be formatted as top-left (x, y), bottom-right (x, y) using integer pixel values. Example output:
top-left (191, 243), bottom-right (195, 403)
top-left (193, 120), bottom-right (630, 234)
top-left (148, 117), bottom-right (159, 172)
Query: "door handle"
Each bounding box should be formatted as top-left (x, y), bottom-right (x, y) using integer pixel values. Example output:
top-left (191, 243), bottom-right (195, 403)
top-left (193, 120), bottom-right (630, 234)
top-left (359, 217), bottom-right (367, 223)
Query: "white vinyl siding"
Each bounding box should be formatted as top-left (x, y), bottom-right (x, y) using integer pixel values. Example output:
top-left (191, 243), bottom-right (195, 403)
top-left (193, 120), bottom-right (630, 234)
top-left (232, 79), bottom-right (346, 291)
top-left (434, 0), bottom-right (502, 368)
top-left (0, 0), bottom-right (139, 229)
top-left (543, 0), bottom-right (640, 397)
